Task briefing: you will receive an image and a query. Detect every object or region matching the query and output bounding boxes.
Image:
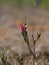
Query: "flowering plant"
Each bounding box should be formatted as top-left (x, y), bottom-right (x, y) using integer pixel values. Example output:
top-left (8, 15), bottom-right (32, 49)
top-left (20, 23), bottom-right (28, 43)
top-left (20, 23), bottom-right (41, 57)
top-left (20, 22), bottom-right (41, 65)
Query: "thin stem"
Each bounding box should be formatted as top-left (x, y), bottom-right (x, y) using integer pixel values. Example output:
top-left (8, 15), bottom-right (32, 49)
top-left (33, 41), bottom-right (36, 65)
top-left (32, 34), bottom-right (36, 65)
top-left (32, 32), bottom-right (41, 65)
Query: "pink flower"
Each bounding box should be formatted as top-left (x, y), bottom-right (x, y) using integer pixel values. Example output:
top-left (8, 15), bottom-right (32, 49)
top-left (24, 25), bottom-right (27, 30)
top-left (20, 24), bottom-right (24, 31)
top-left (20, 24), bottom-right (27, 31)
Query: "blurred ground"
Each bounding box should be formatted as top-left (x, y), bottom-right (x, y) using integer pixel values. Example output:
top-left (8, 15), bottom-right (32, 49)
top-left (0, 6), bottom-right (49, 57)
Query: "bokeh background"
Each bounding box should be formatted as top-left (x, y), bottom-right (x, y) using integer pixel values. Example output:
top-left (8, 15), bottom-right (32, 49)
top-left (0, 0), bottom-right (49, 65)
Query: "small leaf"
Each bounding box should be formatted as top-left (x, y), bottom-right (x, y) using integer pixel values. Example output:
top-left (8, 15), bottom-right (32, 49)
top-left (37, 32), bottom-right (41, 40)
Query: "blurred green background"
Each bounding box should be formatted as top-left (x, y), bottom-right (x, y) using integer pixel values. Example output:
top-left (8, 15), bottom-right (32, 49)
top-left (0, 0), bottom-right (49, 8)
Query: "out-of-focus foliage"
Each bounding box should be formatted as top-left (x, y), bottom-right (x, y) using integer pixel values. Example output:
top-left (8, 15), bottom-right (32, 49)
top-left (0, 0), bottom-right (49, 8)
top-left (0, 53), bottom-right (10, 65)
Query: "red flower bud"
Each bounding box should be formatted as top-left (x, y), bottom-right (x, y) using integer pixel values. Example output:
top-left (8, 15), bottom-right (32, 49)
top-left (20, 24), bottom-right (24, 31)
top-left (20, 24), bottom-right (27, 31)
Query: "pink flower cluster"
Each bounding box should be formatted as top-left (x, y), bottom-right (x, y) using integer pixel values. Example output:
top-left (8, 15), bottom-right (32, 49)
top-left (20, 24), bottom-right (27, 31)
